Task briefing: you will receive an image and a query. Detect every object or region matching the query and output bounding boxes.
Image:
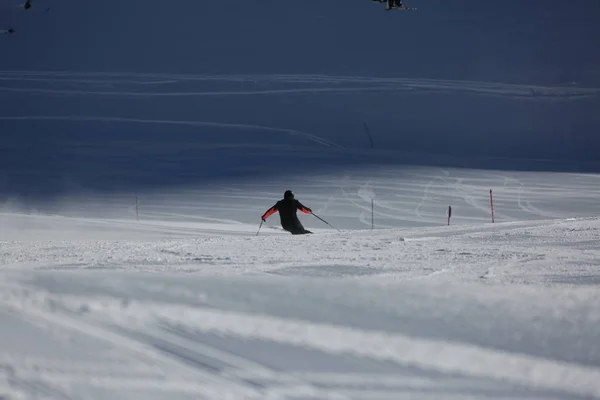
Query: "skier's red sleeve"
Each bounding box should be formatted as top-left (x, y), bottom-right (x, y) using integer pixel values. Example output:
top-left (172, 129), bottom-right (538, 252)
top-left (262, 205), bottom-right (278, 221)
top-left (297, 202), bottom-right (312, 214)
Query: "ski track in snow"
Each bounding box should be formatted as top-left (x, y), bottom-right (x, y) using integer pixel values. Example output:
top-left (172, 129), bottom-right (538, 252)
top-left (0, 115), bottom-right (344, 149)
top-left (0, 71), bottom-right (598, 99)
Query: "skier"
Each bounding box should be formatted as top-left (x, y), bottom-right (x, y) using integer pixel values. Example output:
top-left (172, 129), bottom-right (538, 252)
top-left (387, 0), bottom-right (405, 9)
top-left (372, 0), bottom-right (410, 10)
top-left (261, 190), bottom-right (313, 235)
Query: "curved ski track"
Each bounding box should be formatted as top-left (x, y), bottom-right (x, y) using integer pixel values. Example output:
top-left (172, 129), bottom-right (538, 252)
top-left (0, 115), bottom-right (345, 149)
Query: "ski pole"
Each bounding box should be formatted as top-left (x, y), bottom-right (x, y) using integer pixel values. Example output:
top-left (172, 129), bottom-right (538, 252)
top-left (256, 220), bottom-right (263, 236)
top-left (312, 213), bottom-right (339, 231)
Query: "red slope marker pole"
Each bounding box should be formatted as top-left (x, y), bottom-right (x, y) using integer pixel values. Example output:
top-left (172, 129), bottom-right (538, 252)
top-left (490, 189), bottom-right (495, 223)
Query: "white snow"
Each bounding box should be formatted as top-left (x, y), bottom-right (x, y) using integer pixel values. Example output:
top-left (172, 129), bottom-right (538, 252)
top-left (1, 166), bottom-right (600, 399)
top-left (0, 72), bottom-right (598, 99)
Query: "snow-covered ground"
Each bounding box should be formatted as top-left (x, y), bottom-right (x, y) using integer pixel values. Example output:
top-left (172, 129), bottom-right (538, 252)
top-left (2, 1), bottom-right (599, 398)
top-left (1, 167), bottom-right (600, 400)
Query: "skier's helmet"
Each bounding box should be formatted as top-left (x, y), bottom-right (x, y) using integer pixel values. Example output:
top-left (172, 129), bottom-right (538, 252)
top-left (284, 190), bottom-right (294, 200)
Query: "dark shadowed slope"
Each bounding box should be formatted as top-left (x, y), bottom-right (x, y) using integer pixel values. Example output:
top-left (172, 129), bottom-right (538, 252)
top-left (1, 0), bottom-right (599, 198)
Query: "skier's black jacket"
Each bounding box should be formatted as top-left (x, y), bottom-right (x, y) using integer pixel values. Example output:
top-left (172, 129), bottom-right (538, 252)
top-left (261, 192), bottom-right (313, 235)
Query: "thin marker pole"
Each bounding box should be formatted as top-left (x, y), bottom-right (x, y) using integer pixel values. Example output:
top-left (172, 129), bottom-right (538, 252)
top-left (490, 189), bottom-right (495, 223)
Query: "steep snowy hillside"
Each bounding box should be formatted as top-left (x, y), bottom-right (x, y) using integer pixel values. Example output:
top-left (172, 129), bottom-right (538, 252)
top-left (1, 0), bottom-right (600, 201)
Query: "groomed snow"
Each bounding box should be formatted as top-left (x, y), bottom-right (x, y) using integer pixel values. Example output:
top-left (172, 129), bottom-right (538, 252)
top-left (2, 1), bottom-right (599, 398)
top-left (1, 166), bottom-right (600, 399)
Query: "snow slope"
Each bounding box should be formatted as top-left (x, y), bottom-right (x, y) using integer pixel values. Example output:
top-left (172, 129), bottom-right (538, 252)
top-left (1, 210), bottom-right (600, 400)
top-left (1, 2), bottom-right (600, 399)
top-left (2, 0), bottom-right (600, 201)
top-left (2, 163), bottom-right (600, 231)
top-left (2, 165), bottom-right (600, 400)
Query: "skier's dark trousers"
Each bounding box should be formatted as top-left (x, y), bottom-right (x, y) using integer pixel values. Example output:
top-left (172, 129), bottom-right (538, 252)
top-left (261, 190), bottom-right (313, 235)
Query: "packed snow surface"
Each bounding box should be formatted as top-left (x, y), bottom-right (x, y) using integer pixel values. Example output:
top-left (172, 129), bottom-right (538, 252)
top-left (2, 1), bottom-right (599, 398)
top-left (1, 166), bottom-right (600, 400)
